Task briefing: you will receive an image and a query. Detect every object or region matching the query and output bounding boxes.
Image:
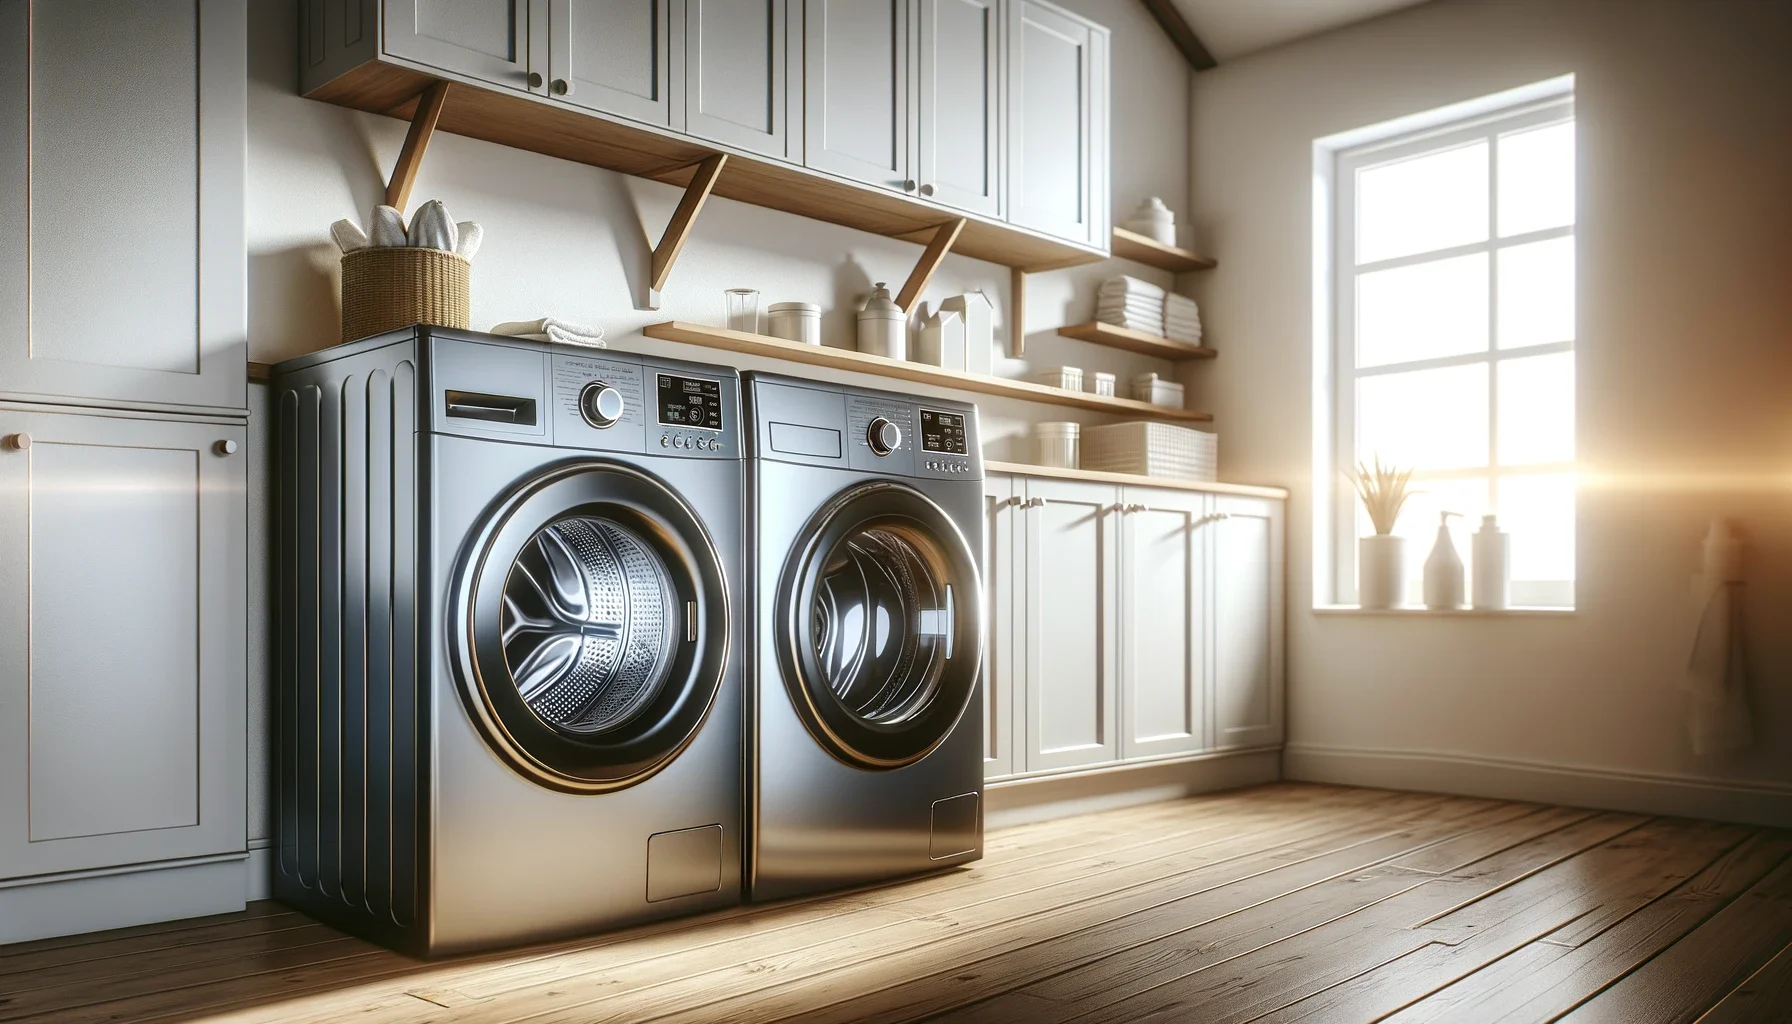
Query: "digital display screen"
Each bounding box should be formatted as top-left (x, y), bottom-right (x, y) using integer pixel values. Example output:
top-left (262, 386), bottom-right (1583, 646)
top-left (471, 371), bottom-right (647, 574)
top-left (920, 409), bottom-right (967, 454)
top-left (658, 374), bottom-right (722, 430)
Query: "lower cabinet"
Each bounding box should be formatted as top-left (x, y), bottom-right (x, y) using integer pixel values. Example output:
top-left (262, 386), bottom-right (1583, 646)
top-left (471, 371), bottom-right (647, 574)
top-left (0, 407), bottom-right (246, 883)
top-left (982, 471), bottom-right (1284, 782)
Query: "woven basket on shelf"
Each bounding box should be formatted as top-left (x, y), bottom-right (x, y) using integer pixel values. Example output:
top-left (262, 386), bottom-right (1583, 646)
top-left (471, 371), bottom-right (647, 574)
top-left (340, 247), bottom-right (470, 342)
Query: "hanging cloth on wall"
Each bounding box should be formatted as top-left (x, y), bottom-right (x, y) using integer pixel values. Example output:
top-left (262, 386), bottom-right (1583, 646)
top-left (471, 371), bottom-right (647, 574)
top-left (1682, 519), bottom-right (1753, 755)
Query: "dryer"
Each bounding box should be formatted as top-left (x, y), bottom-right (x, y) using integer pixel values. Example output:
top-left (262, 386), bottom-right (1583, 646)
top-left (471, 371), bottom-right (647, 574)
top-left (744, 373), bottom-right (986, 901)
top-left (274, 327), bottom-right (744, 956)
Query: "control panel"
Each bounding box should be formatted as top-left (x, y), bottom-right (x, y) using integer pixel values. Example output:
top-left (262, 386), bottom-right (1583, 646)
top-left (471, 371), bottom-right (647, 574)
top-left (655, 372), bottom-right (729, 453)
top-left (549, 352), bottom-right (738, 457)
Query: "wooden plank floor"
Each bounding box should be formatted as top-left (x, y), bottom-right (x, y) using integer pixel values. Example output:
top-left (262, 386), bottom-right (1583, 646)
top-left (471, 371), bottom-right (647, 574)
top-left (2, 783), bottom-right (1788, 1024)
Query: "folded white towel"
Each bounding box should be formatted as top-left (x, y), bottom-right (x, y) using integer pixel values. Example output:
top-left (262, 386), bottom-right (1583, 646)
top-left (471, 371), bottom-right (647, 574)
top-left (330, 219), bottom-right (370, 253)
top-left (1098, 275), bottom-right (1167, 301)
top-left (454, 221), bottom-right (483, 260)
top-left (407, 200), bottom-right (458, 252)
top-left (370, 205), bottom-right (408, 247)
top-left (491, 318), bottom-right (607, 349)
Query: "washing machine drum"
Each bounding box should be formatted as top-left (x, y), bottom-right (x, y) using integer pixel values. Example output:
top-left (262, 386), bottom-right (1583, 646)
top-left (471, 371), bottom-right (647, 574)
top-left (779, 481), bottom-right (983, 770)
top-left (455, 461), bottom-right (729, 793)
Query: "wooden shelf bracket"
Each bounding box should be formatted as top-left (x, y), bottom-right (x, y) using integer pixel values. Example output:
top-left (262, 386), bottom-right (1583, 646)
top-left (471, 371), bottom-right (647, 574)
top-left (385, 82), bottom-right (450, 211)
top-left (643, 153), bottom-right (729, 311)
top-left (1010, 266), bottom-right (1028, 359)
top-left (896, 218), bottom-right (967, 314)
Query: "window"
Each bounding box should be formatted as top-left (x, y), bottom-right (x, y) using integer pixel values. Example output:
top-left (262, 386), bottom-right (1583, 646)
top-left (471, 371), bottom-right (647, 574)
top-left (1327, 88), bottom-right (1576, 608)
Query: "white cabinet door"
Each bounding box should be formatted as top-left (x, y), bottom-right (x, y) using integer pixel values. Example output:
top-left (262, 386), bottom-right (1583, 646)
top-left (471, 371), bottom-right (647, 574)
top-left (0, 0), bottom-right (245, 412)
top-left (1209, 495), bottom-right (1285, 750)
top-left (385, 0), bottom-right (536, 89)
top-left (1118, 487), bottom-right (1208, 760)
top-left (1005, 0), bottom-right (1107, 246)
top-left (685, 0), bottom-right (794, 158)
top-left (802, 0), bottom-right (912, 193)
top-left (981, 474), bottom-right (1020, 780)
top-left (1021, 478), bottom-right (1118, 773)
top-left (0, 409), bottom-right (246, 880)
top-left (553, 0), bottom-right (678, 127)
top-left (916, 0), bottom-right (1000, 217)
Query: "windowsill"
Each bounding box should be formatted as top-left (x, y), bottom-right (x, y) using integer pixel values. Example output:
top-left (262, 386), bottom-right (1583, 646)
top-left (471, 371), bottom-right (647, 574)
top-left (1313, 604), bottom-right (1576, 617)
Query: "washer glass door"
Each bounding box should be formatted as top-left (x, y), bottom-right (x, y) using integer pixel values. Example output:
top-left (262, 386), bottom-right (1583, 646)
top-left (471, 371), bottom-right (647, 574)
top-left (780, 481), bottom-right (982, 769)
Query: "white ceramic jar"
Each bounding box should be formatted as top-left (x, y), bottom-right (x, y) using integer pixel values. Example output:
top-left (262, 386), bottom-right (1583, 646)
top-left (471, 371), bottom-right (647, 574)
top-left (856, 282), bottom-right (907, 360)
top-left (767, 301), bottom-right (822, 345)
top-left (1034, 421), bottom-right (1081, 469)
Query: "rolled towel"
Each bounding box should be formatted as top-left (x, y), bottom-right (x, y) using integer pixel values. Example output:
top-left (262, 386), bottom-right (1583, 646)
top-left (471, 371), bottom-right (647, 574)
top-left (490, 317), bottom-right (607, 349)
top-left (369, 205), bottom-right (408, 247)
top-left (407, 200), bottom-right (457, 252)
top-left (330, 219), bottom-right (370, 254)
top-left (454, 221), bottom-right (483, 260)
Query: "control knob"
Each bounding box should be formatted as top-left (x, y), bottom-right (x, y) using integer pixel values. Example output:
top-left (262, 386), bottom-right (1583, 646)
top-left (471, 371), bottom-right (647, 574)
top-left (579, 381), bottom-right (625, 428)
top-left (866, 417), bottom-right (901, 456)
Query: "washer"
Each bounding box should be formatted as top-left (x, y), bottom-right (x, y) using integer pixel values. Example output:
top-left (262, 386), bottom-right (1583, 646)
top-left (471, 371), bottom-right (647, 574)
top-left (274, 327), bottom-right (744, 957)
top-left (744, 373), bottom-right (986, 901)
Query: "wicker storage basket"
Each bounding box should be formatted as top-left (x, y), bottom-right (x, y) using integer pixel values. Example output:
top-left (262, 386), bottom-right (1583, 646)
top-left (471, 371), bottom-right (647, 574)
top-left (340, 247), bottom-right (470, 342)
top-left (1081, 421), bottom-right (1217, 481)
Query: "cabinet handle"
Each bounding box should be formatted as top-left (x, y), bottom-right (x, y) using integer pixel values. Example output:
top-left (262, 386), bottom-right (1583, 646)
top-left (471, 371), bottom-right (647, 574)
top-left (903, 179), bottom-right (918, 193)
top-left (214, 439), bottom-right (239, 457)
top-left (552, 78), bottom-right (573, 96)
top-left (1025, 496), bottom-right (1045, 508)
top-left (920, 183), bottom-right (935, 197)
top-left (1001, 496), bottom-right (1024, 507)
top-left (527, 71), bottom-right (544, 89)
top-left (1126, 503), bottom-right (1148, 514)
top-left (5, 433), bottom-right (30, 451)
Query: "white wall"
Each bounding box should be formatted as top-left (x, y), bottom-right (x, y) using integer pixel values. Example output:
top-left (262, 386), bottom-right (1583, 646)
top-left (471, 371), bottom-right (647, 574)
top-left (1186, 0), bottom-right (1792, 824)
top-left (244, 0), bottom-right (1193, 856)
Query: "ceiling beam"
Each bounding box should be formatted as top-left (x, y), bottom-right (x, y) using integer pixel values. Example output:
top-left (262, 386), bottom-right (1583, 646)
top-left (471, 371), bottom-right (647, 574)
top-left (1137, 0), bottom-right (1217, 71)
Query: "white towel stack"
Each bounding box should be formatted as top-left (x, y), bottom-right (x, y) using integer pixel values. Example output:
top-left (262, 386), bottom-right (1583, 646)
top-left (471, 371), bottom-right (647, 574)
top-left (490, 317), bottom-right (607, 349)
top-left (1096, 276), bottom-right (1167, 336)
top-left (330, 200), bottom-right (484, 260)
top-left (1165, 292), bottom-right (1203, 346)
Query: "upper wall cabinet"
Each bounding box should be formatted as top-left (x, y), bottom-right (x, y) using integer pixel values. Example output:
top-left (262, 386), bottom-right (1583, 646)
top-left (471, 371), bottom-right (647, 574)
top-left (384, 0), bottom-right (537, 90)
top-left (801, 0), bottom-right (911, 193)
top-left (0, 0), bottom-right (246, 412)
top-left (1006, 0), bottom-right (1107, 247)
top-left (552, 0), bottom-right (680, 128)
top-left (686, 0), bottom-right (795, 159)
top-left (916, 0), bottom-right (1002, 217)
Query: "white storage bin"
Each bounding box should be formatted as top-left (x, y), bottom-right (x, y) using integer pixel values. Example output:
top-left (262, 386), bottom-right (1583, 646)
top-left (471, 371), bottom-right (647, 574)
top-left (1081, 421), bottom-right (1216, 481)
top-left (1034, 421), bottom-right (1081, 469)
top-left (766, 302), bottom-right (822, 345)
top-left (1089, 371), bottom-right (1115, 397)
top-left (1131, 372), bottom-right (1185, 409)
top-left (1031, 366), bottom-right (1084, 392)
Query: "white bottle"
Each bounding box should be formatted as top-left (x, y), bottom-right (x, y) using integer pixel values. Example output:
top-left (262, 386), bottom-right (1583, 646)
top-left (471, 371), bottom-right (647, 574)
top-left (1423, 511), bottom-right (1465, 609)
top-left (1472, 514), bottom-right (1511, 610)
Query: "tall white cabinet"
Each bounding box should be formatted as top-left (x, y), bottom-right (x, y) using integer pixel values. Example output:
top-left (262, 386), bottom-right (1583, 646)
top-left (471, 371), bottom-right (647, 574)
top-left (983, 471), bottom-right (1285, 784)
top-left (0, 0), bottom-right (249, 944)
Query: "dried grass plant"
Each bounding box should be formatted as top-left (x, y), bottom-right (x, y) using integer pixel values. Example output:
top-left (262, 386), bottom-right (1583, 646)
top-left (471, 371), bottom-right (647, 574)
top-left (1353, 456), bottom-right (1414, 536)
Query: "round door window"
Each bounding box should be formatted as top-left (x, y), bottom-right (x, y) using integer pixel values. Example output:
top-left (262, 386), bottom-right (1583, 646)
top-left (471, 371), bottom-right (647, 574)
top-left (453, 461), bottom-right (730, 793)
top-left (780, 482), bottom-right (983, 769)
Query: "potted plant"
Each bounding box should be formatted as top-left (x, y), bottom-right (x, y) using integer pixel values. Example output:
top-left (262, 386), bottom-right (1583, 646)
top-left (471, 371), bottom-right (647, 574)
top-left (1354, 456), bottom-right (1415, 609)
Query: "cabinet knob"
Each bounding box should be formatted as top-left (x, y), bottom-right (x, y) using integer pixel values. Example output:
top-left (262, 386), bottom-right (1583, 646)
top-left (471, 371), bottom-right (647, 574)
top-left (903, 179), bottom-right (918, 193)
top-left (214, 439), bottom-right (239, 456)
top-left (552, 78), bottom-right (573, 96)
top-left (5, 432), bottom-right (30, 451)
top-left (527, 71), bottom-right (544, 89)
top-left (920, 183), bottom-right (935, 197)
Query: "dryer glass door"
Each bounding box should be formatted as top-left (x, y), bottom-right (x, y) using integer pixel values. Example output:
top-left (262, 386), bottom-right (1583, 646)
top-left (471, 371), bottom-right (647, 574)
top-left (780, 481), bottom-right (983, 769)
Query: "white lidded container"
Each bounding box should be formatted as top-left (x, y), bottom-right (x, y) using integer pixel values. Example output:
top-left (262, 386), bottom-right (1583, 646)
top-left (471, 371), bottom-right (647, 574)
top-left (1034, 421), bottom-right (1080, 469)
top-left (1081, 421), bottom-right (1216, 480)
top-left (1031, 366), bottom-right (1083, 391)
top-left (915, 307), bottom-right (965, 369)
top-left (1123, 196), bottom-right (1176, 246)
top-left (1089, 371), bottom-right (1116, 397)
top-left (943, 292), bottom-right (995, 376)
top-left (766, 301), bottom-right (822, 345)
top-left (856, 282), bottom-right (907, 360)
top-left (1131, 372), bottom-right (1185, 409)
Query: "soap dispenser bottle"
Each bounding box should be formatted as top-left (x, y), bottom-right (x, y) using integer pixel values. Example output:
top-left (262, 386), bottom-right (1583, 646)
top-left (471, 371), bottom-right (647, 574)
top-left (1423, 511), bottom-right (1465, 609)
top-left (1472, 514), bottom-right (1511, 610)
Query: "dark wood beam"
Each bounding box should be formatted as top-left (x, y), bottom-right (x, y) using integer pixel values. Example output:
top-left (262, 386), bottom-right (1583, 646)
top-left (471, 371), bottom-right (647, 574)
top-left (1137, 0), bottom-right (1217, 71)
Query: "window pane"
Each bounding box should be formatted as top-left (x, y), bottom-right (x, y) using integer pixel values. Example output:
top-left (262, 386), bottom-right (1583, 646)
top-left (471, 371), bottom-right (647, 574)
top-left (1498, 351), bottom-right (1575, 465)
top-left (1498, 120), bottom-right (1575, 236)
top-left (1357, 141), bottom-right (1489, 264)
top-left (1497, 236), bottom-right (1575, 349)
top-left (1498, 473), bottom-right (1576, 582)
top-left (1357, 253), bottom-right (1489, 367)
top-left (1357, 364), bottom-right (1489, 472)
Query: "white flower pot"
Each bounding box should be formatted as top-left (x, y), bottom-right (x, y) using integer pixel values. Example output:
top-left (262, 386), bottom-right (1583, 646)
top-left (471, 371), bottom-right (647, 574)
top-left (1358, 534), bottom-right (1407, 609)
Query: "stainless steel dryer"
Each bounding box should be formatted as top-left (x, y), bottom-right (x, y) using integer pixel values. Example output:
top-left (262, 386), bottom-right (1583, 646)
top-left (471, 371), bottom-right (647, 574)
top-left (274, 327), bottom-right (744, 956)
top-left (744, 373), bottom-right (985, 902)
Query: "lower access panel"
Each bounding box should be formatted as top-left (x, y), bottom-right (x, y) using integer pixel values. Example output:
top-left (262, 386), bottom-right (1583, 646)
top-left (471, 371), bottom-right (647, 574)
top-left (930, 794), bottom-right (981, 860)
top-left (647, 825), bottom-right (725, 902)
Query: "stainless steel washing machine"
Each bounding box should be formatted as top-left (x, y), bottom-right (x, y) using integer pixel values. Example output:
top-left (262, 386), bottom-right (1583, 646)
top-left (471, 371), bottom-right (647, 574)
top-left (744, 373), bottom-right (985, 902)
top-left (274, 327), bottom-right (744, 956)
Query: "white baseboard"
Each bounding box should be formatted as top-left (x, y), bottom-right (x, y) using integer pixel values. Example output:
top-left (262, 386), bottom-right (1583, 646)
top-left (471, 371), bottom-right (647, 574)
top-left (985, 748), bottom-right (1282, 830)
top-left (0, 854), bottom-right (249, 946)
top-left (1284, 744), bottom-right (1792, 828)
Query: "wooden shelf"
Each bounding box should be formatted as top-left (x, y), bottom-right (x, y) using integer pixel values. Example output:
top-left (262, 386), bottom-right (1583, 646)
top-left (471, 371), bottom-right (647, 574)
top-left (1057, 321), bottom-right (1215, 361)
top-left (986, 461), bottom-right (1288, 500)
top-left (1110, 227), bottom-right (1217, 273)
top-left (642, 322), bottom-right (1213, 422)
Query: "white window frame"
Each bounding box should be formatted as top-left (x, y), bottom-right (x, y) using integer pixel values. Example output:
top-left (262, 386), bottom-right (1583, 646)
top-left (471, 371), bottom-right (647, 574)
top-left (1323, 89), bottom-right (1577, 608)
